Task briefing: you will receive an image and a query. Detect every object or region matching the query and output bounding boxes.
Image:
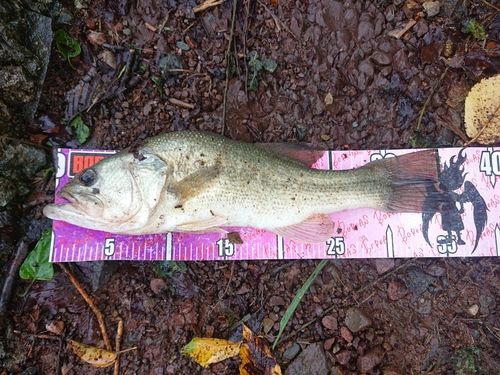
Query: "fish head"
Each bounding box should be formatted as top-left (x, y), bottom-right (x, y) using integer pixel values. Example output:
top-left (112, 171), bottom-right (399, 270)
top-left (43, 152), bottom-right (170, 233)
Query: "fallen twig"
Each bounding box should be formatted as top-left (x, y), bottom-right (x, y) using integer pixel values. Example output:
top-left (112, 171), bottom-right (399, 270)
top-left (58, 263), bottom-right (112, 351)
top-left (0, 240), bottom-right (30, 315)
top-left (169, 98), bottom-right (195, 109)
top-left (194, 0), bottom-right (228, 13)
top-left (387, 19), bottom-right (416, 39)
top-left (416, 66), bottom-right (449, 132)
top-left (221, 0), bottom-right (238, 135)
top-left (256, 0), bottom-right (299, 41)
top-left (113, 318), bottom-right (123, 375)
top-left (0, 136), bottom-right (51, 151)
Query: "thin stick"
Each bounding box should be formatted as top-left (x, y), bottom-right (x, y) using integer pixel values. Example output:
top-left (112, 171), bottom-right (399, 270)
top-left (243, 0), bottom-right (250, 94)
top-left (465, 100), bottom-right (500, 145)
top-left (113, 318), bottom-right (123, 375)
top-left (0, 135), bottom-right (51, 151)
top-left (256, 0), bottom-right (299, 41)
top-left (221, 0), bottom-right (238, 136)
top-left (194, 0), bottom-right (228, 13)
top-left (416, 66), bottom-right (449, 132)
top-left (169, 98), bottom-right (195, 109)
top-left (58, 263), bottom-right (112, 351)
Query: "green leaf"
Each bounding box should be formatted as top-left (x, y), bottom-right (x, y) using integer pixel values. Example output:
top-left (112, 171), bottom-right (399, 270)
top-left (176, 41), bottom-right (190, 51)
top-left (272, 259), bottom-right (328, 349)
top-left (54, 29), bottom-right (82, 59)
top-left (464, 19), bottom-right (487, 41)
top-left (262, 58), bottom-right (277, 73)
top-left (20, 229), bottom-right (54, 281)
top-left (68, 114), bottom-right (90, 144)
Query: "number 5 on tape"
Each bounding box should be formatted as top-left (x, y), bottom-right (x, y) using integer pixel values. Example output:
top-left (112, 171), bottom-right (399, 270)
top-left (104, 238), bottom-right (116, 257)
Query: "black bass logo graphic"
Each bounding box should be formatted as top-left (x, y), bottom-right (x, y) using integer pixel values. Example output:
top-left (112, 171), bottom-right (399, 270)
top-left (422, 149), bottom-right (488, 254)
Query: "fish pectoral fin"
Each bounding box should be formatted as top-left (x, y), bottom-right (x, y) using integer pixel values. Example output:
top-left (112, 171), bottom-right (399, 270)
top-left (168, 165), bottom-right (221, 205)
top-left (272, 214), bottom-right (334, 243)
top-left (176, 216), bottom-right (228, 233)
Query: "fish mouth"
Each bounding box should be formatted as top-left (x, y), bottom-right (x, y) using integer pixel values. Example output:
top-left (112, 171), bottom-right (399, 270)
top-left (45, 188), bottom-right (105, 218)
top-left (58, 189), bottom-right (77, 204)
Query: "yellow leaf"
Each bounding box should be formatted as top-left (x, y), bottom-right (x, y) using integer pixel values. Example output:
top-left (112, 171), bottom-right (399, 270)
top-left (181, 337), bottom-right (241, 367)
top-left (464, 74), bottom-right (500, 145)
top-left (68, 340), bottom-right (117, 368)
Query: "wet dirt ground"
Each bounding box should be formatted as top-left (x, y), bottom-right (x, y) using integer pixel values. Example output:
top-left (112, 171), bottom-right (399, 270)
top-left (6, 0), bottom-right (500, 373)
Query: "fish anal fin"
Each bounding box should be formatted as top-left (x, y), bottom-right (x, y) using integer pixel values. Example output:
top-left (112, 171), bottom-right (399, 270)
top-left (168, 165), bottom-right (220, 205)
top-left (272, 214), bottom-right (334, 243)
top-left (258, 143), bottom-right (325, 167)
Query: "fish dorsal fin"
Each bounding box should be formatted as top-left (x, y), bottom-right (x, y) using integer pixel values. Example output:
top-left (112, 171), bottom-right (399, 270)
top-left (257, 143), bottom-right (325, 167)
top-left (168, 165), bottom-right (221, 206)
top-left (272, 214), bottom-right (334, 243)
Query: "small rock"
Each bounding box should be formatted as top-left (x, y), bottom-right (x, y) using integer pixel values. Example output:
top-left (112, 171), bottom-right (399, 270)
top-left (263, 317), bottom-right (275, 334)
top-left (357, 347), bottom-right (384, 373)
top-left (425, 263), bottom-right (446, 277)
top-left (468, 304), bottom-right (479, 316)
top-left (283, 343), bottom-right (301, 361)
top-left (371, 51), bottom-right (392, 65)
top-left (114, 111), bottom-right (124, 120)
top-left (344, 307), bottom-right (372, 333)
top-left (324, 92), bottom-right (333, 105)
top-left (322, 315), bottom-right (338, 330)
top-left (404, 266), bottom-right (436, 301)
top-left (87, 31), bottom-right (106, 45)
top-left (423, 1), bottom-right (441, 17)
top-left (269, 295), bottom-right (286, 306)
top-left (335, 350), bottom-right (351, 365)
top-left (324, 337), bottom-right (335, 351)
top-left (284, 343), bottom-right (328, 375)
top-left (321, 134), bottom-right (331, 141)
top-left (387, 280), bottom-right (408, 300)
top-left (375, 259), bottom-right (394, 274)
top-left (340, 326), bottom-right (353, 343)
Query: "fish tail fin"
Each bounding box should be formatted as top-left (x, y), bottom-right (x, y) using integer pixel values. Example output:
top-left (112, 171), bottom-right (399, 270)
top-left (373, 150), bottom-right (440, 213)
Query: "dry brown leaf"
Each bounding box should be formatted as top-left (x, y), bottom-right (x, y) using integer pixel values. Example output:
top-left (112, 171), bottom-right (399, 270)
top-left (464, 74), bottom-right (500, 144)
top-left (45, 320), bottom-right (64, 335)
top-left (68, 339), bottom-right (117, 368)
top-left (239, 324), bottom-right (282, 375)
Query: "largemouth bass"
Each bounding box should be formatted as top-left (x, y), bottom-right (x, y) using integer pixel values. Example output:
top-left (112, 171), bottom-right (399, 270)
top-left (43, 131), bottom-right (439, 243)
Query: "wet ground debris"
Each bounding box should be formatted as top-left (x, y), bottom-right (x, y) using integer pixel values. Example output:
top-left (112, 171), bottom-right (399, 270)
top-left (183, 323), bottom-right (282, 374)
top-left (273, 259), bottom-right (328, 349)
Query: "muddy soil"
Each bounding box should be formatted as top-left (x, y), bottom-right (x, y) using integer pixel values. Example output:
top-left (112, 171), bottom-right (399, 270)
top-left (5, 0), bottom-right (500, 374)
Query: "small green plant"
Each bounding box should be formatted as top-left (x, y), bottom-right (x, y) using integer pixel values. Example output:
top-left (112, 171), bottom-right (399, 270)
top-left (68, 114), bottom-right (90, 144)
top-left (463, 19), bottom-right (487, 41)
top-left (153, 261), bottom-right (188, 278)
top-left (451, 346), bottom-right (481, 374)
top-left (54, 29), bottom-right (81, 69)
top-left (19, 229), bottom-right (54, 296)
top-left (42, 167), bottom-right (54, 179)
top-left (247, 52), bottom-right (277, 91)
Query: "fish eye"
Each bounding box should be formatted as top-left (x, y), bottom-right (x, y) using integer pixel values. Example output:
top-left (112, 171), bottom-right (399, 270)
top-left (79, 169), bottom-right (97, 186)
